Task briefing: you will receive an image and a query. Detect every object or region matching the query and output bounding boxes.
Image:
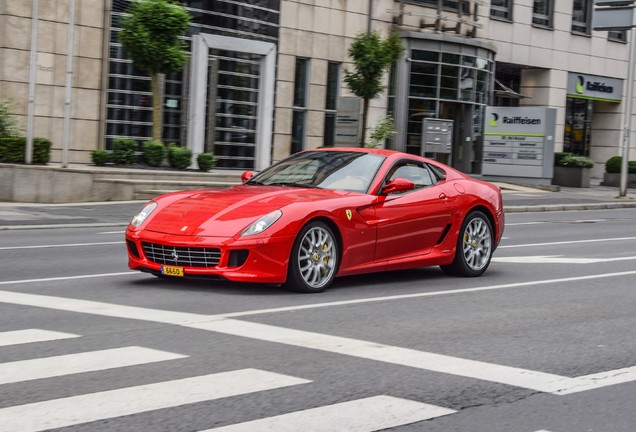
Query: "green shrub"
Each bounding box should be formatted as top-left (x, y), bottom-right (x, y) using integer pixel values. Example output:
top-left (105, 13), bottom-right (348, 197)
top-left (0, 137), bottom-right (51, 163)
top-left (112, 138), bottom-right (137, 165)
top-left (0, 100), bottom-right (20, 137)
top-left (605, 156), bottom-right (636, 174)
top-left (605, 156), bottom-right (622, 173)
top-left (197, 152), bottom-right (217, 171)
top-left (143, 140), bottom-right (166, 167)
top-left (167, 143), bottom-right (192, 169)
top-left (554, 152), bottom-right (574, 167)
top-left (91, 149), bottom-right (110, 166)
top-left (555, 153), bottom-right (593, 168)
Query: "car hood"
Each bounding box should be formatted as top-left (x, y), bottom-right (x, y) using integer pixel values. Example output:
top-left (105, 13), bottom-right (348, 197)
top-left (144, 185), bottom-right (349, 236)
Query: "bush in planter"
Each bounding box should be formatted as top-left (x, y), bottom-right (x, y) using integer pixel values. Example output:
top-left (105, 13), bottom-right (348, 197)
top-left (91, 149), bottom-right (111, 166)
top-left (0, 137), bottom-right (51, 163)
top-left (197, 152), bottom-right (217, 171)
top-left (605, 156), bottom-right (636, 174)
top-left (112, 138), bottom-right (137, 165)
top-left (167, 143), bottom-right (192, 169)
top-left (555, 153), bottom-right (593, 168)
top-left (143, 140), bottom-right (166, 167)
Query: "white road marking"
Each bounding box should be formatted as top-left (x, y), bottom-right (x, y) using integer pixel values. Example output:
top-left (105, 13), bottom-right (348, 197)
top-left (0, 346), bottom-right (187, 385)
top-left (2, 272), bottom-right (636, 397)
top-left (192, 319), bottom-right (568, 393)
top-left (205, 395), bottom-right (456, 432)
top-left (97, 230), bottom-right (125, 234)
top-left (0, 241), bottom-right (123, 250)
top-left (0, 329), bottom-right (80, 347)
top-left (493, 255), bottom-right (636, 264)
top-left (0, 272), bottom-right (133, 286)
top-left (0, 369), bottom-right (310, 432)
top-left (506, 222), bottom-right (547, 226)
top-left (500, 236), bottom-right (636, 249)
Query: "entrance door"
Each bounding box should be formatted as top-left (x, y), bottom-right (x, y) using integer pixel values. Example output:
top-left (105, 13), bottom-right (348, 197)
top-left (439, 102), bottom-right (475, 173)
top-left (206, 51), bottom-right (261, 169)
top-left (564, 98), bottom-right (593, 157)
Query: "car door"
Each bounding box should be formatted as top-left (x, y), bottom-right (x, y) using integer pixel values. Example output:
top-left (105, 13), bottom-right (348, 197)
top-left (371, 161), bottom-right (456, 263)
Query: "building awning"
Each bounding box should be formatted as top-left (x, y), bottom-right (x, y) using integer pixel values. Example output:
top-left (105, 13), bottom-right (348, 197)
top-left (494, 79), bottom-right (530, 100)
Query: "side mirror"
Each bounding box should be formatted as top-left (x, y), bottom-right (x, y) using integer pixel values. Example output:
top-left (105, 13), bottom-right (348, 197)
top-left (241, 171), bottom-right (254, 183)
top-left (381, 177), bottom-right (415, 195)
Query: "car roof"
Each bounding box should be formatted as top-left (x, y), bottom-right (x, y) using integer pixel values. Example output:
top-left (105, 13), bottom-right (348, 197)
top-left (306, 147), bottom-right (401, 158)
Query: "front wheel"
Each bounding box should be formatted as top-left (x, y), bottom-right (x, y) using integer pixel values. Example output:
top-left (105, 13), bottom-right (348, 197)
top-left (284, 221), bottom-right (339, 293)
top-left (441, 210), bottom-right (493, 277)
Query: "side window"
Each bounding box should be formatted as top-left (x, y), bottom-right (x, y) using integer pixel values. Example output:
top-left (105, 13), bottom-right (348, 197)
top-left (388, 161), bottom-right (438, 190)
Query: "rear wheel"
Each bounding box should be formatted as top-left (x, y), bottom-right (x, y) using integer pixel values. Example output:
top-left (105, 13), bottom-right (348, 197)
top-left (284, 221), bottom-right (338, 293)
top-left (441, 210), bottom-right (493, 277)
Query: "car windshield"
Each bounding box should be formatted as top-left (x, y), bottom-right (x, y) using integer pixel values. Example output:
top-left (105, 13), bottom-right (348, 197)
top-left (247, 151), bottom-right (385, 193)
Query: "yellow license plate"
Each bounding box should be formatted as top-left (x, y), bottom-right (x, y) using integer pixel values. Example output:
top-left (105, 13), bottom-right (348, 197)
top-left (161, 265), bottom-right (184, 277)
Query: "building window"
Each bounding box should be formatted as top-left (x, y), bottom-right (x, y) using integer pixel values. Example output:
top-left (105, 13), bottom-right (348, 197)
top-left (323, 62), bottom-right (340, 147)
top-left (609, 30), bottom-right (627, 43)
top-left (291, 58), bottom-right (309, 154)
top-left (532, 0), bottom-right (553, 28)
top-left (490, 0), bottom-right (512, 20)
top-left (408, 0), bottom-right (469, 14)
top-left (571, 0), bottom-right (591, 34)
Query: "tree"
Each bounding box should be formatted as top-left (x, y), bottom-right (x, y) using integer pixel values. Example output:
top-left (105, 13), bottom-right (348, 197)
top-left (119, 0), bottom-right (191, 141)
top-left (344, 32), bottom-right (404, 146)
top-left (0, 100), bottom-right (20, 138)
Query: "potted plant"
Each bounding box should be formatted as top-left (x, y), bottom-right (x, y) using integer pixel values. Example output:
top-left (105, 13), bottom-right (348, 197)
top-left (552, 152), bottom-right (593, 188)
top-left (601, 156), bottom-right (636, 187)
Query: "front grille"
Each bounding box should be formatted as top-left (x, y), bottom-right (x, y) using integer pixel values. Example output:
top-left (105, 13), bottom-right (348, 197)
top-left (141, 242), bottom-right (221, 268)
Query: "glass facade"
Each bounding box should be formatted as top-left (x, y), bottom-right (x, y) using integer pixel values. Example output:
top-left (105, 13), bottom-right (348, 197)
top-left (107, 0), bottom-right (280, 168)
top-left (405, 49), bottom-right (493, 157)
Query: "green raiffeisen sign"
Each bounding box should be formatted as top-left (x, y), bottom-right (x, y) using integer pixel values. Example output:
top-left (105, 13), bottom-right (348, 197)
top-left (483, 107), bottom-right (556, 182)
top-left (566, 72), bottom-right (623, 103)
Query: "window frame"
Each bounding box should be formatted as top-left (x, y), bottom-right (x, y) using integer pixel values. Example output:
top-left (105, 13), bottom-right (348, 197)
top-left (490, 0), bottom-right (513, 21)
top-left (532, 0), bottom-right (554, 28)
top-left (571, 0), bottom-right (592, 35)
top-left (291, 57), bottom-right (310, 154)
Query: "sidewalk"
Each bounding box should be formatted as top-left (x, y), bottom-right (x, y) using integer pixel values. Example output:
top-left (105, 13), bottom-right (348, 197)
top-left (0, 181), bottom-right (635, 230)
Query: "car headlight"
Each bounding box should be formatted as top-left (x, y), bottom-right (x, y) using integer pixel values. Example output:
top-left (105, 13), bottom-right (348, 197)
top-left (130, 202), bottom-right (158, 227)
top-left (241, 210), bottom-right (282, 236)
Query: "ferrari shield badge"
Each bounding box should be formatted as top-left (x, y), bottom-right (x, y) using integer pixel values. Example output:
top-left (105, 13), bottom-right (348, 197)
top-left (345, 209), bottom-right (352, 221)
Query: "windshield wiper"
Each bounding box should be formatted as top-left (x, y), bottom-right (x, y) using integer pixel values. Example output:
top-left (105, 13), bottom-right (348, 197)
top-left (267, 182), bottom-right (321, 189)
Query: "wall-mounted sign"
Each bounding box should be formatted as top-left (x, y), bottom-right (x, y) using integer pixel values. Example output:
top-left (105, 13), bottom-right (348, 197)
top-left (335, 97), bottom-right (362, 146)
top-left (483, 107), bottom-right (556, 183)
top-left (421, 118), bottom-right (453, 154)
top-left (566, 72), bottom-right (623, 103)
top-left (36, 52), bottom-right (54, 85)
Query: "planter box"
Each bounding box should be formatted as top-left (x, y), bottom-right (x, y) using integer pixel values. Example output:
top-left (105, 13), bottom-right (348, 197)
top-left (552, 166), bottom-right (591, 188)
top-left (601, 172), bottom-right (636, 188)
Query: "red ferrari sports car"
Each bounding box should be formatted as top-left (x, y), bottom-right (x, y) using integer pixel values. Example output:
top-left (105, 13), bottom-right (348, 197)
top-left (126, 148), bottom-right (504, 292)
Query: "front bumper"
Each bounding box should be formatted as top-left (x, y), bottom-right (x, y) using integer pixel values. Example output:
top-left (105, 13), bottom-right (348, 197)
top-left (125, 229), bottom-right (294, 284)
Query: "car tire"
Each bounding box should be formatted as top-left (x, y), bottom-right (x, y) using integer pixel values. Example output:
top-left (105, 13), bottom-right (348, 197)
top-left (284, 221), bottom-right (339, 293)
top-left (440, 210), bottom-right (493, 277)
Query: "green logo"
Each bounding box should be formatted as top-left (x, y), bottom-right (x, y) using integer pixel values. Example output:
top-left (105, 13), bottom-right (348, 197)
top-left (576, 76), bottom-right (585, 94)
top-left (489, 113), bottom-right (499, 127)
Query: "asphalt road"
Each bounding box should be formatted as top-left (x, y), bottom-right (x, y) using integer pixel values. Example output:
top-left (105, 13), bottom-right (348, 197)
top-left (1, 208), bottom-right (636, 431)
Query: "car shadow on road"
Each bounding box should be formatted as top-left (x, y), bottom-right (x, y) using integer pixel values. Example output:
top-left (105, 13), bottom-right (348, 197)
top-left (128, 266), bottom-right (470, 296)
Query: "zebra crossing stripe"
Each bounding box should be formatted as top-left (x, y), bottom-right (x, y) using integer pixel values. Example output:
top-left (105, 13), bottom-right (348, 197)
top-left (192, 319), bottom-right (569, 394)
top-left (0, 329), bottom-right (80, 347)
top-left (0, 346), bottom-right (187, 385)
top-left (0, 369), bottom-right (311, 432)
top-left (204, 395), bottom-right (456, 432)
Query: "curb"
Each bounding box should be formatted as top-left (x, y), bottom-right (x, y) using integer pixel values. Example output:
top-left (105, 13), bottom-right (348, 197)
top-left (505, 201), bottom-right (636, 213)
